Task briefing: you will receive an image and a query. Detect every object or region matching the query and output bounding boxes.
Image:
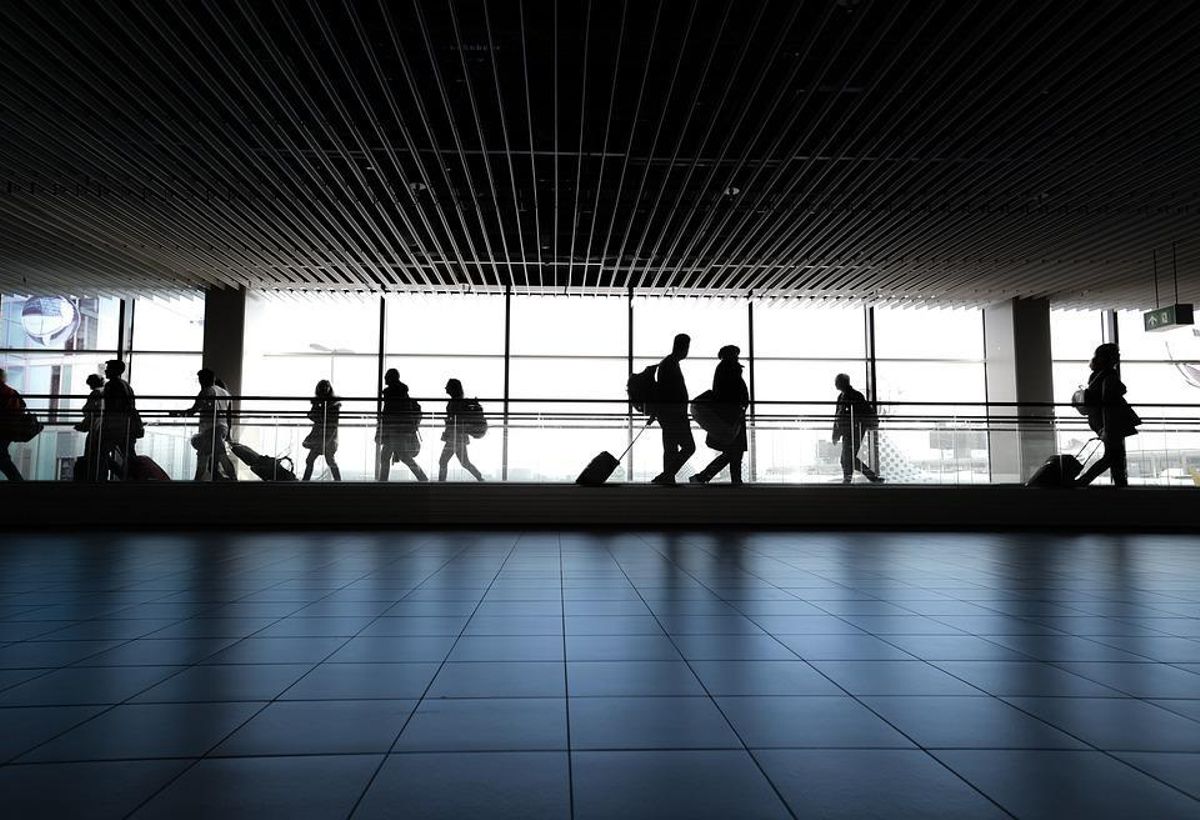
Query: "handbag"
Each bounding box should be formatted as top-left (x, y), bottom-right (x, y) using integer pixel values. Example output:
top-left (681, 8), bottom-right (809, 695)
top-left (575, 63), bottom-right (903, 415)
top-left (7, 411), bottom-right (44, 443)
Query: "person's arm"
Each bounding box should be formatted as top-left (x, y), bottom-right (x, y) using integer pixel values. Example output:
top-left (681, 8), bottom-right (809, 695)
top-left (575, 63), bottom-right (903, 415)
top-left (832, 396), bottom-right (842, 441)
top-left (172, 391), bottom-right (205, 418)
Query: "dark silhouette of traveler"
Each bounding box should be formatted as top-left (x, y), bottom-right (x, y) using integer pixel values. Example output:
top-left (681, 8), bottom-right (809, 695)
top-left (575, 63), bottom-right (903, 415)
top-left (438, 378), bottom-right (483, 482)
top-left (0, 368), bottom-right (26, 481)
top-left (73, 373), bottom-right (106, 481)
top-left (690, 345), bottom-right (749, 484)
top-left (652, 333), bottom-right (696, 485)
top-left (833, 373), bottom-right (883, 484)
top-left (1077, 343), bottom-right (1140, 487)
top-left (100, 359), bottom-right (140, 480)
top-left (75, 374), bottom-right (105, 433)
top-left (302, 379), bottom-right (341, 481)
top-left (171, 368), bottom-right (237, 481)
top-left (377, 368), bottom-right (428, 482)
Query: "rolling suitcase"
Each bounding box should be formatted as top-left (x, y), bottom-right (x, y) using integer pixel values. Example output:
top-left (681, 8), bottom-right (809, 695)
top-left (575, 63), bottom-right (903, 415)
top-left (1026, 438), bottom-right (1101, 488)
top-left (576, 422), bottom-right (651, 486)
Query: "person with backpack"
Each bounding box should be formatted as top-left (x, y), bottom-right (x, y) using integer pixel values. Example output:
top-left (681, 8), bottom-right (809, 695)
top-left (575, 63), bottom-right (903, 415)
top-left (100, 359), bottom-right (141, 480)
top-left (0, 368), bottom-right (26, 481)
top-left (302, 379), bottom-right (341, 481)
top-left (652, 333), bottom-right (696, 486)
top-left (171, 368), bottom-right (237, 481)
top-left (833, 373), bottom-right (883, 484)
top-left (438, 378), bottom-right (484, 482)
top-left (690, 345), bottom-right (749, 484)
top-left (377, 368), bottom-right (428, 482)
top-left (1076, 343), bottom-right (1140, 487)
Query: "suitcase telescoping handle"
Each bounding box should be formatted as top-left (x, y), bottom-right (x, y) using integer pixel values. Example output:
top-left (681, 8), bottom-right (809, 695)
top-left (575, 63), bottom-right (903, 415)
top-left (616, 420), bottom-right (654, 462)
top-left (1076, 437), bottom-right (1104, 466)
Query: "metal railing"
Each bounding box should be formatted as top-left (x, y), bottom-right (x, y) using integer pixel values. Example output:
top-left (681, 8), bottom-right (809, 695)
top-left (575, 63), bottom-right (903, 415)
top-left (5, 393), bottom-right (1200, 486)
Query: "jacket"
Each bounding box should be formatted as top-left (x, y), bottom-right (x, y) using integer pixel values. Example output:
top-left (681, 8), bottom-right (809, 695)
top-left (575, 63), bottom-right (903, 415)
top-left (709, 359), bottom-right (748, 452)
top-left (304, 398), bottom-right (341, 453)
top-left (655, 354), bottom-right (689, 417)
top-left (1083, 369), bottom-right (1140, 439)
top-left (833, 387), bottom-right (873, 439)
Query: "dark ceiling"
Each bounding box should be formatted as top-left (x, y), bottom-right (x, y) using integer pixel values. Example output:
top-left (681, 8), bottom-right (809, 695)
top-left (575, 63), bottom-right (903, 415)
top-left (1, 0), bottom-right (1198, 306)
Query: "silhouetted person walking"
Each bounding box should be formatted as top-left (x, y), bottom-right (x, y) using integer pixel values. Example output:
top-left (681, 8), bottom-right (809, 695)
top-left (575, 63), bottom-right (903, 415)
top-left (172, 368), bottom-right (236, 481)
top-left (73, 373), bottom-right (106, 481)
top-left (0, 368), bottom-right (26, 481)
top-left (1077, 343), bottom-right (1140, 487)
top-left (100, 359), bottom-right (139, 480)
top-left (652, 333), bottom-right (696, 485)
top-left (377, 368), bottom-right (428, 482)
top-left (833, 373), bottom-right (882, 484)
top-left (302, 379), bottom-right (341, 481)
top-left (438, 378), bottom-right (483, 481)
top-left (691, 345), bottom-right (749, 484)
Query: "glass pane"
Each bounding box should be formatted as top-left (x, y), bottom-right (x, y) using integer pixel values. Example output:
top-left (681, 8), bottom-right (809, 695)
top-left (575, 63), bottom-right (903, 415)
top-left (0, 351), bottom-right (110, 413)
top-left (245, 293), bottom-right (379, 357)
top-left (2, 294), bottom-right (120, 350)
top-left (754, 302), bottom-right (865, 359)
top-left (386, 293), bottom-right (504, 355)
top-left (132, 296), bottom-right (205, 352)
top-left (1050, 310), bottom-right (1103, 362)
top-left (1117, 309), bottom-right (1197, 362)
top-left (875, 361), bottom-right (987, 410)
top-left (510, 295), bottom-right (626, 355)
top-left (127, 353), bottom-right (204, 414)
top-left (632, 296), bottom-right (748, 362)
top-left (874, 307), bottom-right (984, 360)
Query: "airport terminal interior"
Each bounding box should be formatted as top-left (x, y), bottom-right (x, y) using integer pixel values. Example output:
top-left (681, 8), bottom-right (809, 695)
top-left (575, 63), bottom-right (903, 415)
top-left (1, 0), bottom-right (1199, 817)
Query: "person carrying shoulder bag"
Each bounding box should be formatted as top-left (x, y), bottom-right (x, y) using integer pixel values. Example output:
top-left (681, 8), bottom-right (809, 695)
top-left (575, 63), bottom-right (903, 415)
top-left (1077, 343), bottom-right (1140, 487)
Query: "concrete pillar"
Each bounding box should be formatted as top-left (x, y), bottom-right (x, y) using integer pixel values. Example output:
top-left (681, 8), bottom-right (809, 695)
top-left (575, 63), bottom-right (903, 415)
top-left (984, 298), bottom-right (1056, 483)
top-left (202, 286), bottom-right (246, 396)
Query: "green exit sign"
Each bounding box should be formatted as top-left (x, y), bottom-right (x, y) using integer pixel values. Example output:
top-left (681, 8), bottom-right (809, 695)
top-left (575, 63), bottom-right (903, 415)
top-left (1144, 304), bottom-right (1195, 332)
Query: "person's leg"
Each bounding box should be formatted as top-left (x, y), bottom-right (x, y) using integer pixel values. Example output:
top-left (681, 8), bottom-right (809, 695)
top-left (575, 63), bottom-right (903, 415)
top-left (326, 453), bottom-right (341, 482)
top-left (401, 457), bottom-right (429, 482)
top-left (457, 443), bottom-right (483, 481)
top-left (693, 452), bottom-right (731, 483)
top-left (218, 453), bottom-right (238, 480)
top-left (438, 443), bottom-right (453, 481)
top-left (658, 423), bottom-right (676, 479)
top-left (852, 433), bottom-right (879, 481)
top-left (1107, 437), bottom-right (1128, 487)
top-left (0, 441), bottom-right (22, 481)
top-left (303, 451), bottom-right (317, 481)
top-left (377, 444), bottom-right (393, 481)
top-left (659, 417), bottom-right (694, 479)
top-left (676, 425), bottom-right (696, 476)
top-left (729, 453), bottom-right (743, 484)
top-left (839, 437), bottom-right (854, 482)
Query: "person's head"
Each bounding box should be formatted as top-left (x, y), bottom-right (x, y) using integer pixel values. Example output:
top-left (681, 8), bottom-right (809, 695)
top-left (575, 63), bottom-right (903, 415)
top-left (384, 368), bottom-right (400, 387)
top-left (85, 373), bottom-right (104, 390)
top-left (314, 379), bottom-right (334, 399)
top-left (0, 367), bottom-right (7, 386)
top-left (104, 359), bottom-right (126, 380)
top-left (196, 368), bottom-right (216, 389)
top-left (718, 344), bottom-right (740, 362)
top-left (1091, 343), bottom-right (1120, 372)
top-left (445, 378), bottom-right (464, 398)
top-left (672, 333), bottom-right (691, 359)
top-left (834, 373), bottom-right (852, 391)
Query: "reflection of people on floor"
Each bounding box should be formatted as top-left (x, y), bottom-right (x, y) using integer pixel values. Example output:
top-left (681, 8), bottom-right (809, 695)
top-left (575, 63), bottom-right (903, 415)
top-left (0, 368), bottom-right (26, 481)
top-left (172, 368), bottom-right (237, 481)
top-left (691, 345), bottom-right (749, 485)
top-left (1077, 343), bottom-right (1140, 487)
top-left (302, 379), bottom-right (341, 481)
top-left (652, 333), bottom-right (695, 486)
top-left (833, 373), bottom-right (883, 484)
top-left (377, 368), bottom-right (428, 482)
top-left (438, 378), bottom-right (483, 482)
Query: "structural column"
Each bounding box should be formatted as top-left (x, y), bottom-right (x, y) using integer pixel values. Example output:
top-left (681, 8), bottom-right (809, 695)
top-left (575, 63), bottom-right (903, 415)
top-left (983, 297), bottom-right (1055, 483)
top-left (202, 286), bottom-right (247, 396)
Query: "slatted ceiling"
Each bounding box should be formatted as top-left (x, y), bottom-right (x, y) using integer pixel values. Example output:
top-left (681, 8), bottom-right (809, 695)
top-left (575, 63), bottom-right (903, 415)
top-left (0, 2), bottom-right (1198, 307)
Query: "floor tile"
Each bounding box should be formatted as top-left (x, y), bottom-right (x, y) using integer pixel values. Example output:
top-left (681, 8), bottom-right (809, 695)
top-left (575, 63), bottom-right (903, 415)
top-left (936, 749), bottom-right (1200, 818)
top-left (357, 616), bottom-right (470, 636)
top-left (132, 754), bottom-right (380, 819)
top-left (447, 635), bottom-right (564, 662)
top-left (213, 699), bottom-right (415, 755)
top-left (567, 660), bottom-right (704, 696)
top-left (778, 634), bottom-right (916, 660)
top-left (563, 615), bottom-right (663, 635)
top-left (462, 616), bottom-right (564, 635)
top-left (429, 661), bottom-right (566, 698)
top-left (688, 660), bottom-right (841, 696)
top-left (811, 660), bottom-right (984, 695)
top-left (718, 696), bottom-right (914, 748)
top-left (199, 637), bottom-right (346, 665)
top-left (1150, 699), bottom-right (1200, 722)
top-left (756, 748), bottom-right (1006, 818)
top-left (0, 640), bottom-right (125, 668)
top-left (254, 616), bottom-right (375, 638)
top-left (0, 760), bottom-right (191, 819)
top-left (566, 635), bottom-right (683, 661)
top-left (0, 705), bottom-right (106, 760)
top-left (862, 696), bottom-right (1087, 749)
top-left (671, 634), bottom-right (796, 661)
top-left (1004, 697), bottom-right (1200, 751)
top-left (569, 696), bottom-right (741, 749)
top-left (879, 635), bottom-right (1032, 661)
top-left (328, 636), bottom-right (456, 663)
top-left (0, 665), bottom-right (181, 706)
top-left (1054, 661), bottom-right (1200, 698)
top-left (21, 701), bottom-right (263, 761)
top-left (355, 752), bottom-right (571, 820)
top-left (131, 664), bottom-right (312, 702)
top-left (394, 698), bottom-right (568, 751)
top-left (929, 660), bottom-right (1125, 697)
top-left (572, 750), bottom-right (791, 820)
top-left (77, 638), bottom-right (238, 666)
top-left (1114, 751), bottom-right (1200, 800)
top-left (280, 662), bottom-right (439, 700)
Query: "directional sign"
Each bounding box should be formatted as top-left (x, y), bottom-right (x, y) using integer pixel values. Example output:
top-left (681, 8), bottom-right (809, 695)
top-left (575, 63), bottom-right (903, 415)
top-left (1144, 303), bottom-right (1195, 332)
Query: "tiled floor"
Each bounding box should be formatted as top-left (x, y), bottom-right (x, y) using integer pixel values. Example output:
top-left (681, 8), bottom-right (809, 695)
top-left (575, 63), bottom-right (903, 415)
top-left (0, 530), bottom-right (1198, 818)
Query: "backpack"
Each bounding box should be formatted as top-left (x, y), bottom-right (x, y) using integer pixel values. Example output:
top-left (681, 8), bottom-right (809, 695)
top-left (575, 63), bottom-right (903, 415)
top-left (857, 397), bottom-right (880, 429)
top-left (627, 365), bottom-right (659, 415)
top-left (404, 398), bottom-right (424, 431)
top-left (460, 399), bottom-right (488, 438)
top-left (1071, 387), bottom-right (1089, 416)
